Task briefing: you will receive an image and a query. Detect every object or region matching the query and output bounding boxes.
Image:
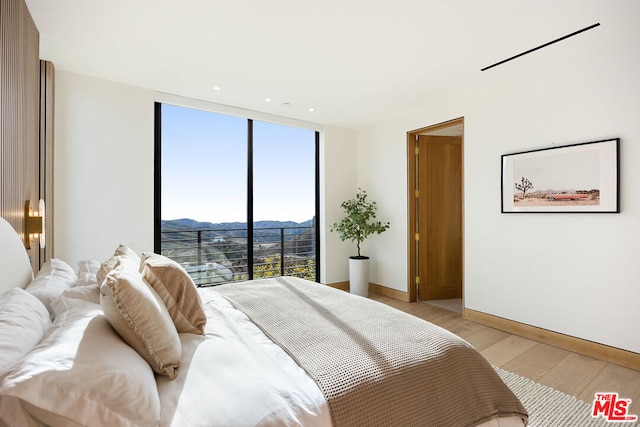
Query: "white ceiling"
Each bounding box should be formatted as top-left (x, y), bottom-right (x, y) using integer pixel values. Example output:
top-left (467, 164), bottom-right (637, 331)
top-left (25, 0), bottom-right (612, 130)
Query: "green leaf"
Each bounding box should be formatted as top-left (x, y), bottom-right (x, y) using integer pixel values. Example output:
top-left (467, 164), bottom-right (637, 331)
top-left (329, 189), bottom-right (390, 256)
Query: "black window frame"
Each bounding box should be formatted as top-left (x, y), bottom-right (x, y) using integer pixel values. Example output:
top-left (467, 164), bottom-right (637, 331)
top-left (153, 102), bottom-right (320, 283)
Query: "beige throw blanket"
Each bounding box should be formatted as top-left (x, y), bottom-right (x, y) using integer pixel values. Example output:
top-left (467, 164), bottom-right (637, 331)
top-left (216, 277), bottom-right (528, 427)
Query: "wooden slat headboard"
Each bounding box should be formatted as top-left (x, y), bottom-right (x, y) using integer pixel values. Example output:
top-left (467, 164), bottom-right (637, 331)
top-left (1, 0), bottom-right (53, 274)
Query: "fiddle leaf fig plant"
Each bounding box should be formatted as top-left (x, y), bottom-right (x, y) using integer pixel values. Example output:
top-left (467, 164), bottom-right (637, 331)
top-left (330, 189), bottom-right (390, 257)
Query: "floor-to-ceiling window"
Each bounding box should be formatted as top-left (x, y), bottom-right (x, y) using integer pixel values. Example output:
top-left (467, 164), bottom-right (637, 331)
top-left (154, 103), bottom-right (319, 285)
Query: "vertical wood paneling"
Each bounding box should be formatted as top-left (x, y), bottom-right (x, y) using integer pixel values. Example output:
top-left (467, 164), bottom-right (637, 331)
top-left (0, 0), bottom-right (41, 272)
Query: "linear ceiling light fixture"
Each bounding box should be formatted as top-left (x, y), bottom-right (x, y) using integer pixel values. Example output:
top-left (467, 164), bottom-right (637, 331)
top-left (481, 23), bottom-right (600, 71)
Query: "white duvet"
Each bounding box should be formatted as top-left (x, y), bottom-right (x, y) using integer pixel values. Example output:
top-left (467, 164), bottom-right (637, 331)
top-left (156, 289), bottom-right (332, 427)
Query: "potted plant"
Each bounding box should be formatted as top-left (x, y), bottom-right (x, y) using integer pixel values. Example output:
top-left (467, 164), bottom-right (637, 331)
top-left (330, 189), bottom-right (389, 297)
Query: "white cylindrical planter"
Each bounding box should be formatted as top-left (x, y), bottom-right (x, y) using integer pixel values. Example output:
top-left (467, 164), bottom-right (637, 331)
top-left (349, 256), bottom-right (370, 297)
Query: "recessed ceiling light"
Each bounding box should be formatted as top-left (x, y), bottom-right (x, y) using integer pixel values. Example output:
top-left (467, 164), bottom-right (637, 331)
top-left (265, 98), bottom-right (272, 102)
top-left (308, 107), bottom-right (315, 112)
top-left (213, 86), bottom-right (221, 91)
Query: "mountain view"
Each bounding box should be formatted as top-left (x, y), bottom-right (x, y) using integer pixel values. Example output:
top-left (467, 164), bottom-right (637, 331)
top-left (162, 218), bottom-right (314, 242)
top-left (161, 218), bottom-right (316, 286)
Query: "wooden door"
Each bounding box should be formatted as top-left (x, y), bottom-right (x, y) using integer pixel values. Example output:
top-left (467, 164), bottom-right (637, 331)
top-left (417, 135), bottom-right (462, 300)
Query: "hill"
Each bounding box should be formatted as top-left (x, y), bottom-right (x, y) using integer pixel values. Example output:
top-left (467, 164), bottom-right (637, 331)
top-left (162, 218), bottom-right (313, 231)
top-left (161, 218), bottom-right (314, 243)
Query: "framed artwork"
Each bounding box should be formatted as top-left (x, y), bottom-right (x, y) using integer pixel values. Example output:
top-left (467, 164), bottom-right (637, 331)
top-left (501, 138), bottom-right (620, 213)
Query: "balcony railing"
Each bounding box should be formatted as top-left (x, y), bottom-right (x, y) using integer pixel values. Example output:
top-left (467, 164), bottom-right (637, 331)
top-left (160, 226), bottom-right (316, 286)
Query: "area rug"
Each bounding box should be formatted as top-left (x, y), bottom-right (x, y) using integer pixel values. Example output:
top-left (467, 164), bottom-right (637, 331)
top-left (495, 367), bottom-right (639, 427)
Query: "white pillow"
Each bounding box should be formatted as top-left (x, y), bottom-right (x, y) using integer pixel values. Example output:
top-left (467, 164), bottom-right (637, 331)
top-left (0, 297), bottom-right (161, 427)
top-left (100, 264), bottom-right (181, 379)
top-left (76, 259), bottom-right (100, 287)
top-left (25, 259), bottom-right (78, 317)
top-left (0, 289), bottom-right (51, 374)
top-left (59, 283), bottom-right (100, 305)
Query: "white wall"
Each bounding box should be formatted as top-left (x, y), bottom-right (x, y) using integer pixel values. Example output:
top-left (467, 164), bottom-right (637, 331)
top-left (321, 126), bottom-right (358, 284)
top-left (356, 124), bottom-right (408, 291)
top-left (357, 6), bottom-right (640, 353)
top-left (54, 71), bottom-right (155, 266)
top-left (54, 72), bottom-right (359, 283)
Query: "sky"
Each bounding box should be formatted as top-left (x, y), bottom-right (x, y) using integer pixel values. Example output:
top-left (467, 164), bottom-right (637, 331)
top-left (511, 148), bottom-right (600, 194)
top-left (161, 104), bottom-right (315, 224)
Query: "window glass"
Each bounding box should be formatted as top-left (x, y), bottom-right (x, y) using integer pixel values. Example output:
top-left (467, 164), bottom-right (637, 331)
top-left (158, 104), bottom-right (318, 285)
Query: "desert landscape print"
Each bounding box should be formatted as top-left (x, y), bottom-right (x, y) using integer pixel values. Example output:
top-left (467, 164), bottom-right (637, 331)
top-left (512, 149), bottom-right (600, 207)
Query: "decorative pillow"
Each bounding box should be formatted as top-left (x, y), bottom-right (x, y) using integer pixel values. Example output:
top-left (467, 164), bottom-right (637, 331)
top-left (24, 259), bottom-right (78, 318)
top-left (140, 252), bottom-right (206, 335)
top-left (76, 259), bottom-right (101, 287)
top-left (0, 297), bottom-right (161, 427)
top-left (100, 264), bottom-right (181, 379)
top-left (0, 289), bottom-right (51, 374)
top-left (96, 244), bottom-right (141, 285)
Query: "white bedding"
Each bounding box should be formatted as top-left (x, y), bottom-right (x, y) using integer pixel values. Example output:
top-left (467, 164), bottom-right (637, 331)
top-left (157, 289), bottom-right (332, 427)
top-left (0, 279), bottom-right (525, 427)
top-left (0, 219), bottom-right (524, 427)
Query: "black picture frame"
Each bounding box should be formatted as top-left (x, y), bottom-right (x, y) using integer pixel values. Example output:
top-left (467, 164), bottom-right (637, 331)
top-left (501, 138), bottom-right (620, 213)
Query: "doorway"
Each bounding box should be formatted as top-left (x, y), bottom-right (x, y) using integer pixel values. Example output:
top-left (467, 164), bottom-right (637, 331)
top-left (407, 118), bottom-right (464, 302)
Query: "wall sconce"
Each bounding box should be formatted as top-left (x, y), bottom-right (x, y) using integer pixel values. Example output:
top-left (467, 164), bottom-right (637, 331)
top-left (24, 200), bottom-right (45, 249)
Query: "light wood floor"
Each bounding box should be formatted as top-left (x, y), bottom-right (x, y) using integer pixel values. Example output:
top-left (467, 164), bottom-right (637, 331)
top-left (370, 294), bottom-right (640, 417)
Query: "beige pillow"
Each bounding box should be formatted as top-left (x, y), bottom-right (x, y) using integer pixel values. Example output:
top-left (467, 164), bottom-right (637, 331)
top-left (140, 252), bottom-right (206, 335)
top-left (100, 264), bottom-right (181, 379)
top-left (96, 244), bottom-right (141, 284)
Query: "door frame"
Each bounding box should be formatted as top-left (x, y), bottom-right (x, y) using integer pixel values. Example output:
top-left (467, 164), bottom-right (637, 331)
top-left (406, 117), bottom-right (464, 302)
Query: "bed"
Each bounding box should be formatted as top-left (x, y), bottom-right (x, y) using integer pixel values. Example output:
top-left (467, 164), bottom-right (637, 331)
top-left (0, 216), bottom-right (528, 427)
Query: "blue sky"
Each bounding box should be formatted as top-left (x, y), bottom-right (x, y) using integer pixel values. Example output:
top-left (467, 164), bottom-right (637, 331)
top-left (161, 104), bottom-right (315, 224)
